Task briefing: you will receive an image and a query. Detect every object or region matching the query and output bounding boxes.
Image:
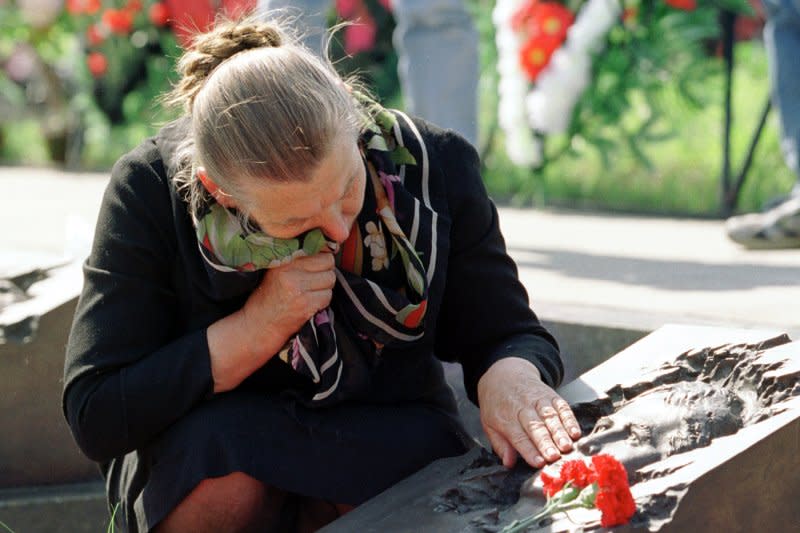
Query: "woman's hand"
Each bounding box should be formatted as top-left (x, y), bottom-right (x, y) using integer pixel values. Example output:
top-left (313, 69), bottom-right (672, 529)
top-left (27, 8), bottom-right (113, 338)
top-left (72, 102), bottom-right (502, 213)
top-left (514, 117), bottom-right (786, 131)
top-left (207, 252), bottom-right (336, 392)
top-left (477, 357), bottom-right (581, 469)
top-left (242, 252), bottom-right (337, 345)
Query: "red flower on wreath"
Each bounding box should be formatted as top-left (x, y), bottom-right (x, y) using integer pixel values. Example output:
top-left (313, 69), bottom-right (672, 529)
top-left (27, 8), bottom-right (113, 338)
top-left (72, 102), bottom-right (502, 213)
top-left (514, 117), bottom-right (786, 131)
top-left (102, 8), bottom-right (134, 35)
top-left (165, 0), bottom-right (256, 47)
top-left (515, 2), bottom-right (574, 81)
top-left (511, 0), bottom-right (540, 32)
top-left (86, 24), bottom-right (105, 46)
top-left (664, 0), bottom-right (697, 10)
top-left (87, 51), bottom-right (108, 77)
top-left (149, 2), bottom-right (171, 27)
top-left (67, 0), bottom-right (101, 15)
top-left (533, 3), bottom-right (574, 42)
top-left (519, 34), bottom-right (561, 81)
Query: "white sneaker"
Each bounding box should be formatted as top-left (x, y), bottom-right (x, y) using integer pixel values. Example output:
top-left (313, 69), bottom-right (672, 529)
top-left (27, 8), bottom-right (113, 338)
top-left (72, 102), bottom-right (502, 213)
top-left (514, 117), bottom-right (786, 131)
top-left (726, 195), bottom-right (800, 249)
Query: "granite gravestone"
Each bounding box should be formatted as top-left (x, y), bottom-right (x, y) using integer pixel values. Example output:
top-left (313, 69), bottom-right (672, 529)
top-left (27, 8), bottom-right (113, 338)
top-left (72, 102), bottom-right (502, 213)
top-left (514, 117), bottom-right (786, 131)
top-left (0, 257), bottom-right (99, 488)
top-left (321, 325), bottom-right (800, 532)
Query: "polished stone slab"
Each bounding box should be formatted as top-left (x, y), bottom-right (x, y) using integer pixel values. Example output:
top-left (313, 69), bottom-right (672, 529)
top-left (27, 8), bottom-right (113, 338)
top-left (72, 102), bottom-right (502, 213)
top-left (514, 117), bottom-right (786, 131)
top-left (0, 260), bottom-right (99, 488)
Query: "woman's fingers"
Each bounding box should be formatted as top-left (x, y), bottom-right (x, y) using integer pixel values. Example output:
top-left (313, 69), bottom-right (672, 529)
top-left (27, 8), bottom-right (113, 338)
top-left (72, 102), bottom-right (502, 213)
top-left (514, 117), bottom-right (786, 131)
top-left (518, 408), bottom-right (558, 464)
top-left (484, 426), bottom-right (514, 468)
top-left (306, 288), bottom-right (333, 314)
top-left (555, 398), bottom-right (582, 440)
top-left (292, 252), bottom-right (336, 272)
top-left (294, 269), bottom-right (336, 291)
top-left (477, 358), bottom-right (582, 470)
top-left (536, 399), bottom-right (574, 453)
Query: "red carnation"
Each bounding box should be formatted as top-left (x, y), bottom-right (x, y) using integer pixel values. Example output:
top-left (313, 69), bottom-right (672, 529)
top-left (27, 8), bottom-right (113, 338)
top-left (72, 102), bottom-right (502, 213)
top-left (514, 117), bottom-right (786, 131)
top-left (501, 454), bottom-right (635, 533)
top-left (591, 455), bottom-right (636, 527)
top-left (126, 0), bottom-right (143, 12)
top-left (540, 470), bottom-right (565, 497)
top-left (541, 458), bottom-right (595, 497)
top-left (87, 51), bottom-right (108, 77)
top-left (560, 459), bottom-right (595, 489)
top-left (149, 2), bottom-right (170, 27)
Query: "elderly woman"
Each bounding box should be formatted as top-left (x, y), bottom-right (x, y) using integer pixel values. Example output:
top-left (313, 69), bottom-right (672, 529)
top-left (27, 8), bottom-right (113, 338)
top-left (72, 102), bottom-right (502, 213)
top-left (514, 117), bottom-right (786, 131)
top-left (63, 16), bottom-right (580, 533)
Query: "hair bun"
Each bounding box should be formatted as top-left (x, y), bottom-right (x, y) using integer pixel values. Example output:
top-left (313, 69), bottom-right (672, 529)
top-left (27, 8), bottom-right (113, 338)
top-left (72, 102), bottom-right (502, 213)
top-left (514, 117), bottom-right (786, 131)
top-left (168, 19), bottom-right (285, 111)
top-left (197, 22), bottom-right (283, 59)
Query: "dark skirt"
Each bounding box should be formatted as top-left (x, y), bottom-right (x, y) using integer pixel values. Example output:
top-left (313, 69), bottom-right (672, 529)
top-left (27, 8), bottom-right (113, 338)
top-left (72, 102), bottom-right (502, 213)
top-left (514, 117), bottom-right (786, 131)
top-left (104, 389), bottom-right (474, 533)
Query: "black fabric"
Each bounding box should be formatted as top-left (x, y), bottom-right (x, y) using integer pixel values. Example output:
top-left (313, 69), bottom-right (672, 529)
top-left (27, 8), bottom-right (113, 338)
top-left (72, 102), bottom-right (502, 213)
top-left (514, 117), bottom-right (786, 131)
top-left (63, 114), bottom-right (563, 532)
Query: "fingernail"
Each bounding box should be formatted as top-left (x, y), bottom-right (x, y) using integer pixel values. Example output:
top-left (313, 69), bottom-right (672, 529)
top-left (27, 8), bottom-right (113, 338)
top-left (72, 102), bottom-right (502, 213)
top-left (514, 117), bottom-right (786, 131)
top-left (558, 438), bottom-right (571, 449)
top-left (533, 456), bottom-right (545, 467)
top-left (545, 448), bottom-right (558, 459)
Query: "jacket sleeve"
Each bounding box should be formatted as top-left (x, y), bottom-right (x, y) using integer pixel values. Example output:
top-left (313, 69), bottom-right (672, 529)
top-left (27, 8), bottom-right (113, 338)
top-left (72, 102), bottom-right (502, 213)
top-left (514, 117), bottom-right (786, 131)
top-left (430, 127), bottom-right (563, 405)
top-left (63, 140), bottom-right (214, 463)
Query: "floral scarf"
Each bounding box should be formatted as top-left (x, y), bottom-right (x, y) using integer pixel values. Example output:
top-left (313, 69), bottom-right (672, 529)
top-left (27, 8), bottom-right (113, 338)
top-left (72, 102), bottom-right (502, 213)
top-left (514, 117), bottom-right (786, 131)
top-left (193, 104), bottom-right (435, 406)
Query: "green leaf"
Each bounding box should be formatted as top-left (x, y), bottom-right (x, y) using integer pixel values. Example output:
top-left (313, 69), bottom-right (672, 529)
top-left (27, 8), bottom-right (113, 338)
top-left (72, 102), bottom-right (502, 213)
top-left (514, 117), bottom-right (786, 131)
top-left (390, 146), bottom-right (417, 165)
top-left (367, 134), bottom-right (389, 151)
top-left (302, 230), bottom-right (327, 255)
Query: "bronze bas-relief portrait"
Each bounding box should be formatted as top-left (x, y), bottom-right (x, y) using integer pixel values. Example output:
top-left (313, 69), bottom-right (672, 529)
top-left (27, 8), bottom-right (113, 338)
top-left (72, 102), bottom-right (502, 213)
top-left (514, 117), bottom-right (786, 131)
top-left (435, 335), bottom-right (800, 531)
top-left (571, 335), bottom-right (798, 479)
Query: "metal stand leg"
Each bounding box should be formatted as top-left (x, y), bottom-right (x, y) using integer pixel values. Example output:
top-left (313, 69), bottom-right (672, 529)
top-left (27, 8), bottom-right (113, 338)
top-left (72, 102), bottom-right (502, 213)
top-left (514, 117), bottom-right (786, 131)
top-left (719, 10), bottom-right (773, 216)
top-left (720, 10), bottom-right (736, 216)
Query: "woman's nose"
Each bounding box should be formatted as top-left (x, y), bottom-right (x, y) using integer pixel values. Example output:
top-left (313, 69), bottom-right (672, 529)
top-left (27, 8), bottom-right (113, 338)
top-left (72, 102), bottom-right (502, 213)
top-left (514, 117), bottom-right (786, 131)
top-left (319, 212), bottom-right (352, 244)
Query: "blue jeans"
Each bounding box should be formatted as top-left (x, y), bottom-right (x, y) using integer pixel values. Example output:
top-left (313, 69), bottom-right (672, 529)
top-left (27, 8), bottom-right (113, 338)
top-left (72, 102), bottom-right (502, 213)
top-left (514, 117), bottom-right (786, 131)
top-left (763, 0), bottom-right (800, 189)
top-left (257, 0), bottom-right (479, 147)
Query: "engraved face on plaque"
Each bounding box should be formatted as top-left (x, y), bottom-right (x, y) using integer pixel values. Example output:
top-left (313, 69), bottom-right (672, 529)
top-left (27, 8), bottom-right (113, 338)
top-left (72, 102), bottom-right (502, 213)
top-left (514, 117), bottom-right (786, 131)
top-left (565, 335), bottom-right (798, 485)
top-left (575, 381), bottom-right (745, 474)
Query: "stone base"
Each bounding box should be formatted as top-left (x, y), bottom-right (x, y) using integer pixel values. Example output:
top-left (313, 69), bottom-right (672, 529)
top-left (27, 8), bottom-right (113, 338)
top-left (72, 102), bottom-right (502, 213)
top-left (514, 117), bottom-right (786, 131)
top-left (0, 260), bottom-right (99, 489)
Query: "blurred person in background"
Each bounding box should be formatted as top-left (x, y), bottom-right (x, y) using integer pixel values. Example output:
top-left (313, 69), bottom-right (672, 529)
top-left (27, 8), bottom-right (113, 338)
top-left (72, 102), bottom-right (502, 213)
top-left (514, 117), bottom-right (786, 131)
top-left (726, 0), bottom-right (800, 248)
top-left (257, 0), bottom-right (479, 147)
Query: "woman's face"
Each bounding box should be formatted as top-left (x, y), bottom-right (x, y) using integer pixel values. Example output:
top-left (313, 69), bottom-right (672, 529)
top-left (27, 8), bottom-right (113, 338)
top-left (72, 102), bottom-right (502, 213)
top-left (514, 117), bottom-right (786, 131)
top-left (233, 135), bottom-right (367, 243)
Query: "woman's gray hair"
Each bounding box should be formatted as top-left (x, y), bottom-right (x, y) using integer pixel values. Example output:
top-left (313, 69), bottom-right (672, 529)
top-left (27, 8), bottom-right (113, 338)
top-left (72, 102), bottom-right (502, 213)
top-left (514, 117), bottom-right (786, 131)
top-left (166, 14), bottom-right (370, 218)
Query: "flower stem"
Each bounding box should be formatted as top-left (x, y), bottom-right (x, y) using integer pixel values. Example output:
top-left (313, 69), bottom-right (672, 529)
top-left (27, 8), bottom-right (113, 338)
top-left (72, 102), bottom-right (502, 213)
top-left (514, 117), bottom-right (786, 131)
top-left (499, 501), bottom-right (587, 533)
top-left (499, 508), bottom-right (551, 533)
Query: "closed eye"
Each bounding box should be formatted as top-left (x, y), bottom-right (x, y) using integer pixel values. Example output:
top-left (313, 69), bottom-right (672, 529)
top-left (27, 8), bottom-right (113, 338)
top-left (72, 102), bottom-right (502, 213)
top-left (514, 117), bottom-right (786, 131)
top-left (629, 423), bottom-right (652, 444)
top-left (593, 418), bottom-right (614, 432)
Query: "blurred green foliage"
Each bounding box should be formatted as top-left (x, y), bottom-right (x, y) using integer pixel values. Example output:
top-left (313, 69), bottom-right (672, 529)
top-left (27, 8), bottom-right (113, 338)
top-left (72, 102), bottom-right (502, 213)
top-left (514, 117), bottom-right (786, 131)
top-left (0, 0), bottom-right (792, 216)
